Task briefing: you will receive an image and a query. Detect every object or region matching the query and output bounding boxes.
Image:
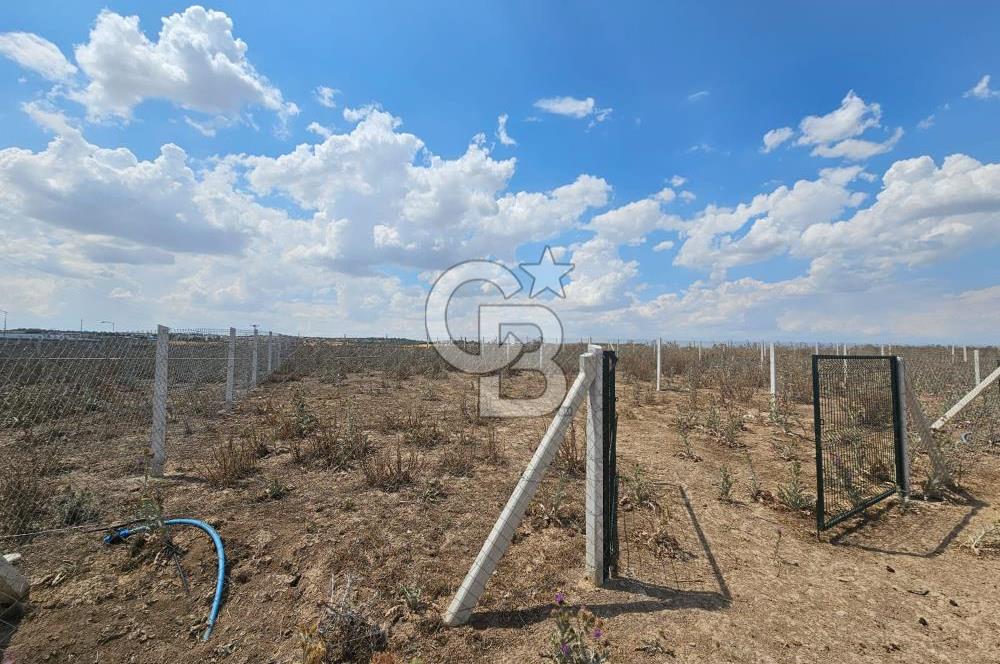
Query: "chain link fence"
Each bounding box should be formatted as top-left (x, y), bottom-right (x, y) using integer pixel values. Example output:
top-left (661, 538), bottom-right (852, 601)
top-left (0, 327), bottom-right (299, 542)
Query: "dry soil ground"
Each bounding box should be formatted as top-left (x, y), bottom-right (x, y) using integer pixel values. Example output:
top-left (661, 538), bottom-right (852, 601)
top-left (3, 363), bottom-right (1000, 663)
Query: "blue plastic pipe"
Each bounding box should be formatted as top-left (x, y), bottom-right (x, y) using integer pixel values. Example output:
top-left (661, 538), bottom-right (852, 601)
top-left (103, 518), bottom-right (225, 640)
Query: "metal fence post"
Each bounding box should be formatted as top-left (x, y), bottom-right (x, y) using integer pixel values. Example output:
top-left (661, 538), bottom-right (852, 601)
top-left (149, 324), bottom-right (169, 477)
top-left (251, 327), bottom-right (259, 389)
top-left (226, 327), bottom-right (236, 409)
top-left (893, 357), bottom-right (911, 498)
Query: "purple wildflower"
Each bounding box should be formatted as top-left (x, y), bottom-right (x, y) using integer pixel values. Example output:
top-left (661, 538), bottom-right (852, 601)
top-left (561, 643), bottom-right (570, 655)
top-left (555, 591), bottom-right (565, 605)
top-left (593, 628), bottom-right (603, 639)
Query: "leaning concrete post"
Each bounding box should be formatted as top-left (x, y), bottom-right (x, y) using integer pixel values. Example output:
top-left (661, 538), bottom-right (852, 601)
top-left (149, 324), bottom-right (169, 477)
top-left (267, 331), bottom-right (273, 373)
top-left (974, 349), bottom-right (981, 386)
top-left (443, 351), bottom-right (596, 626)
top-left (225, 327), bottom-right (236, 409)
top-left (251, 328), bottom-right (259, 389)
top-left (655, 337), bottom-right (661, 391)
top-left (585, 345), bottom-right (604, 583)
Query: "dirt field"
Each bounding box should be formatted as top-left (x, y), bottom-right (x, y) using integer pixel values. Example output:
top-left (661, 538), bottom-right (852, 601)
top-left (2, 350), bottom-right (1000, 663)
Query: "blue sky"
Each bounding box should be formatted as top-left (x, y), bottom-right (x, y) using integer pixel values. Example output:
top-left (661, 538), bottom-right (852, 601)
top-left (1, 2), bottom-right (999, 342)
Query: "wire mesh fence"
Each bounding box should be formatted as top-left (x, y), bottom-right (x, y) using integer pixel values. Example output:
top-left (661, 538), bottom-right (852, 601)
top-left (0, 327), bottom-right (301, 542)
top-left (1, 330), bottom-right (996, 544)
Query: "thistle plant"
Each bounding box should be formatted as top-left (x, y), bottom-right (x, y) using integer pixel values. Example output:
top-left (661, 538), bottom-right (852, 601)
top-left (544, 593), bottom-right (610, 663)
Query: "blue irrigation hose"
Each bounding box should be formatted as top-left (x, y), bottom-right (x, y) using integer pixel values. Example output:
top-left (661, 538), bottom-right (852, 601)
top-left (103, 518), bottom-right (225, 641)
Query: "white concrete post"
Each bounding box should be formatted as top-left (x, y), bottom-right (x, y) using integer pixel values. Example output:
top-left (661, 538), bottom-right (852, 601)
top-left (251, 327), bottom-right (259, 389)
top-left (698, 341), bottom-right (702, 362)
top-left (655, 337), bottom-right (661, 391)
top-left (880, 344), bottom-right (885, 356)
top-left (769, 342), bottom-right (776, 398)
top-left (276, 334), bottom-right (282, 368)
top-left (963, 345), bottom-right (968, 362)
top-left (443, 351), bottom-right (596, 626)
top-left (149, 324), bottom-right (169, 477)
top-left (267, 331), bottom-right (273, 373)
top-left (814, 342), bottom-right (819, 355)
top-left (585, 345), bottom-right (604, 584)
top-left (225, 327), bottom-right (236, 409)
top-left (974, 349), bottom-right (981, 386)
top-left (760, 342), bottom-right (765, 369)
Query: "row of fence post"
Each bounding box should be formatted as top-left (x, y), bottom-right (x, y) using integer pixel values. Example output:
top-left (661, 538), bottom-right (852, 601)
top-left (652, 339), bottom-right (991, 397)
top-left (149, 325), bottom-right (290, 477)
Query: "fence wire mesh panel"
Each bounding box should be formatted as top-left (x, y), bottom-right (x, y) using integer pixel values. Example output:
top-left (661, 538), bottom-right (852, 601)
top-left (0, 327), bottom-right (302, 549)
top-left (614, 480), bottom-right (724, 599)
top-left (813, 355), bottom-right (904, 531)
top-left (0, 332), bottom-right (156, 542)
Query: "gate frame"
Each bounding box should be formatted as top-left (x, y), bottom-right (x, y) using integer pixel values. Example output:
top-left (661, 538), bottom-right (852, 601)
top-left (813, 354), bottom-right (908, 531)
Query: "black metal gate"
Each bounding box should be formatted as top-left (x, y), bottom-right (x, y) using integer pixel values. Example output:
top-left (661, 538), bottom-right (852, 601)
top-left (602, 350), bottom-right (619, 579)
top-left (813, 355), bottom-right (906, 530)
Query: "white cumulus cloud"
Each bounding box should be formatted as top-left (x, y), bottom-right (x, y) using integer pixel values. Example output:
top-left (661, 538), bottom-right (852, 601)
top-left (69, 6), bottom-right (297, 126)
top-left (0, 32), bottom-right (77, 81)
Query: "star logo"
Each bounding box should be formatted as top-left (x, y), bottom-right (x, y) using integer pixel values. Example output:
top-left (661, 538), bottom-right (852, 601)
top-left (519, 245), bottom-right (574, 298)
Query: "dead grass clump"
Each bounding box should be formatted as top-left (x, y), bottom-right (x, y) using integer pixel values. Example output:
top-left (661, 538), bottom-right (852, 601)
top-left (644, 513), bottom-right (695, 561)
top-left (305, 420), bottom-right (373, 470)
top-left (530, 478), bottom-right (583, 531)
top-left (53, 486), bottom-right (101, 526)
top-left (439, 432), bottom-right (476, 477)
top-left (0, 451), bottom-right (51, 536)
top-left (403, 421), bottom-right (445, 449)
top-left (380, 407), bottom-right (422, 433)
top-left (482, 423), bottom-right (506, 465)
top-left (202, 435), bottom-right (260, 487)
top-left (276, 391), bottom-right (319, 440)
top-left (361, 442), bottom-right (421, 492)
top-left (619, 465), bottom-right (657, 511)
top-left (459, 391), bottom-right (485, 427)
top-left (555, 421), bottom-right (586, 478)
top-left (298, 574), bottom-right (388, 663)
